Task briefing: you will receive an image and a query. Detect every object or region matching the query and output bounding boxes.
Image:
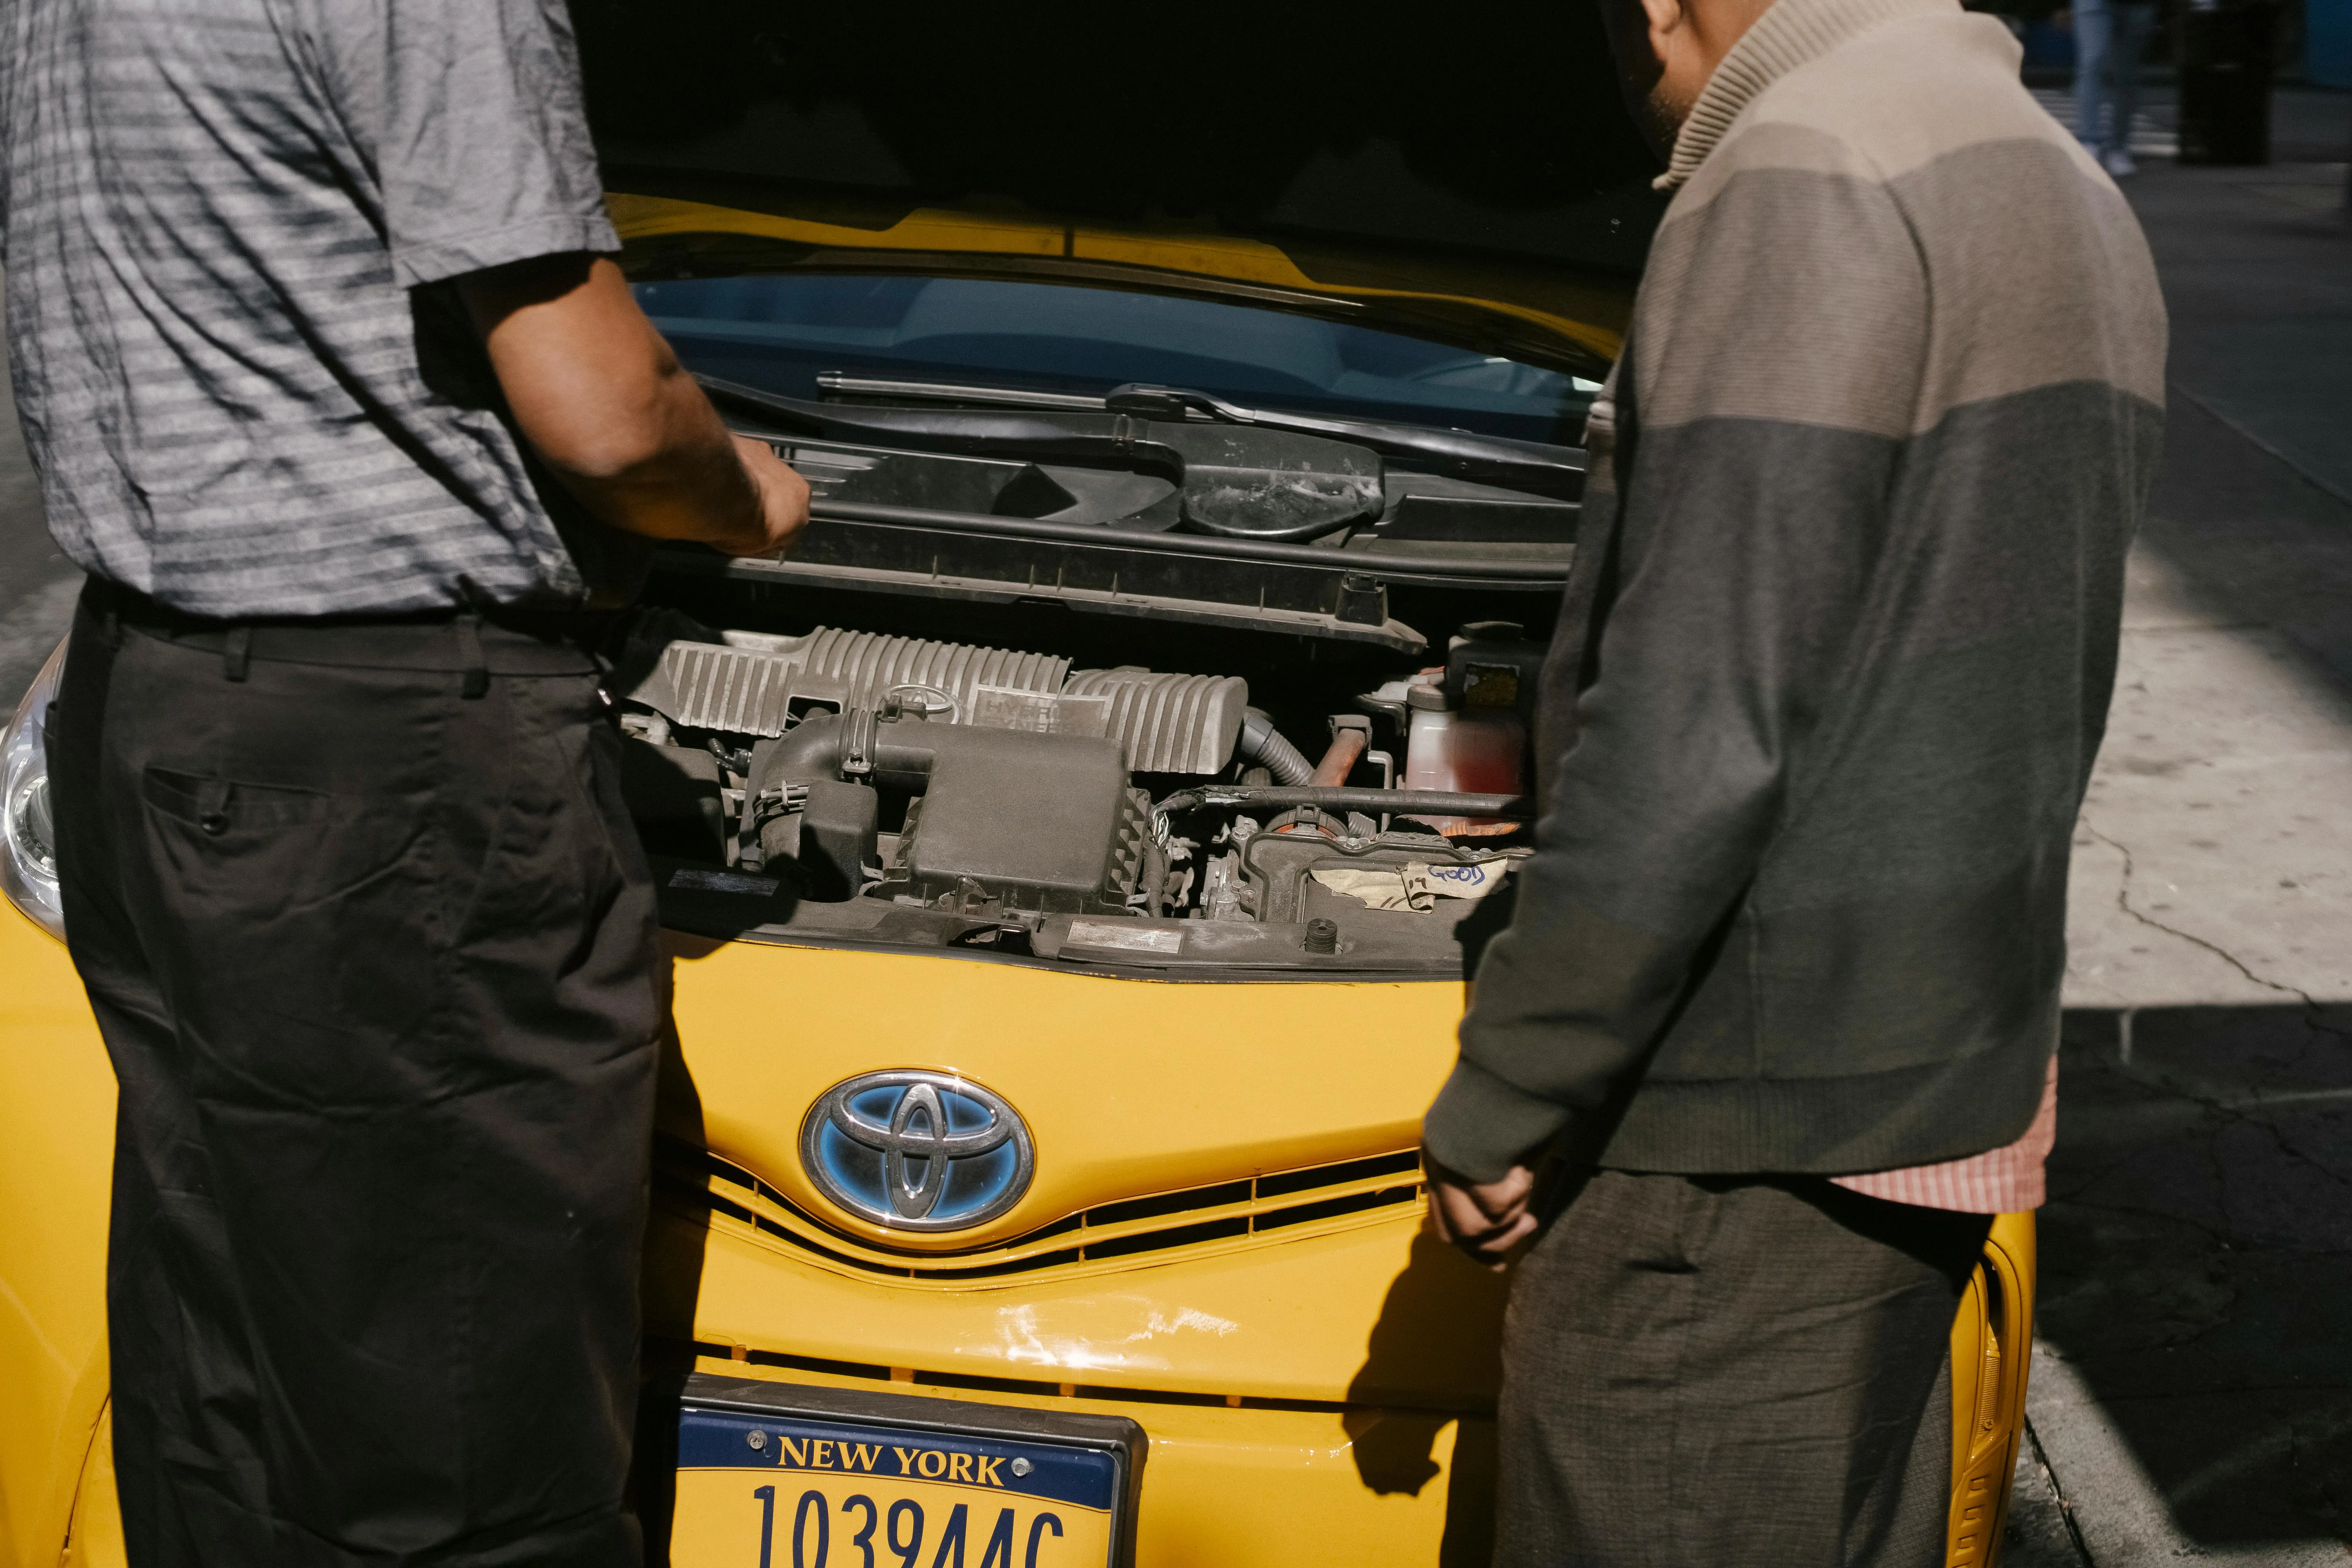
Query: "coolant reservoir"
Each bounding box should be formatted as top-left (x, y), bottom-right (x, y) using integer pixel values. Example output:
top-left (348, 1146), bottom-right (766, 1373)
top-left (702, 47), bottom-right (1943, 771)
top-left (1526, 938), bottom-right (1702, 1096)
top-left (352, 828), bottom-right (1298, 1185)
top-left (1403, 677), bottom-right (1524, 835)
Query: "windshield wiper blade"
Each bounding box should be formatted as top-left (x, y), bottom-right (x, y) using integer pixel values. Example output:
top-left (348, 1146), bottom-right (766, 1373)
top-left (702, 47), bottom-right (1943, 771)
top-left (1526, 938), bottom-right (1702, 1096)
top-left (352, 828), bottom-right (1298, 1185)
top-left (817, 372), bottom-right (1109, 414)
top-left (811, 371), bottom-right (1585, 495)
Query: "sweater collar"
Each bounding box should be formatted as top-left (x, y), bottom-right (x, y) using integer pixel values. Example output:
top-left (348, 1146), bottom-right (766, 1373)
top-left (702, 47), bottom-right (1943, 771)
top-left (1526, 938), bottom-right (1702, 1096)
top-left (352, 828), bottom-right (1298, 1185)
top-left (1655, 0), bottom-right (1961, 189)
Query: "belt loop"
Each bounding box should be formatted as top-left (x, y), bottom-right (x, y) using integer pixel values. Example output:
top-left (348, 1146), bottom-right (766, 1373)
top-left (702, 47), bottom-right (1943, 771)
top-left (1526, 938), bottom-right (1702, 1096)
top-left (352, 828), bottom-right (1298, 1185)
top-left (457, 615), bottom-right (489, 699)
top-left (222, 626), bottom-right (251, 683)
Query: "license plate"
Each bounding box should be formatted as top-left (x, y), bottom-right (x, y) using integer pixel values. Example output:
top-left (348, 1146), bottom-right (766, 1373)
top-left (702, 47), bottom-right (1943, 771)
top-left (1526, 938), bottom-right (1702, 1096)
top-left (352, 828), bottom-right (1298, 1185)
top-left (670, 1379), bottom-right (1138, 1568)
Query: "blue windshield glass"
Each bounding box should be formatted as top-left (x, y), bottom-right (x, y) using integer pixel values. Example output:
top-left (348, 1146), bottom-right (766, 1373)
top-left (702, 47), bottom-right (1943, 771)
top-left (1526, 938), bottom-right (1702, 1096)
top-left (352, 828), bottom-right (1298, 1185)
top-left (635, 275), bottom-right (1596, 445)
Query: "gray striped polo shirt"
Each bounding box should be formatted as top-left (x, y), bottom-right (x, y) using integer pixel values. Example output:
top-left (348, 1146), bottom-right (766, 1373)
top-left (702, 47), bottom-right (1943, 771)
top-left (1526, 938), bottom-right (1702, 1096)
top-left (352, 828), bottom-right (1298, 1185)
top-left (0, 0), bottom-right (638, 618)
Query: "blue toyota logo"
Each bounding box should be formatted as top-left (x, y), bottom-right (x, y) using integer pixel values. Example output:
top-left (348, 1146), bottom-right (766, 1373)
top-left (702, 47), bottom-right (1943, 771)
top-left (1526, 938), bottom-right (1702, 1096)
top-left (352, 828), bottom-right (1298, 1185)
top-left (799, 1071), bottom-right (1035, 1231)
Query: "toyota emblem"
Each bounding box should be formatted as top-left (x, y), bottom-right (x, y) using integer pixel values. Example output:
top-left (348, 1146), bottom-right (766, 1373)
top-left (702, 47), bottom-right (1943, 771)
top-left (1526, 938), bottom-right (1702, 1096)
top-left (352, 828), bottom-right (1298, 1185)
top-left (799, 1071), bottom-right (1035, 1231)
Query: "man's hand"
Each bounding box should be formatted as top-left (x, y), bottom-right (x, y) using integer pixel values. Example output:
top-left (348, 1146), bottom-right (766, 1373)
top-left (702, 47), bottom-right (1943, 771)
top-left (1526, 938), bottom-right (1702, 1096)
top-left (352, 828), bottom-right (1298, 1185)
top-left (718, 434), bottom-right (812, 559)
top-left (459, 254), bottom-right (809, 556)
top-left (1423, 1147), bottom-right (1539, 1271)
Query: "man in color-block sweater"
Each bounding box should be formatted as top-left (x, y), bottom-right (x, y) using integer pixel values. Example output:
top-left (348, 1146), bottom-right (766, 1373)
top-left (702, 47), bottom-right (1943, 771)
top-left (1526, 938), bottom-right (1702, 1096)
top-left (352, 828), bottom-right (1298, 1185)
top-left (1418, 0), bottom-right (2165, 1556)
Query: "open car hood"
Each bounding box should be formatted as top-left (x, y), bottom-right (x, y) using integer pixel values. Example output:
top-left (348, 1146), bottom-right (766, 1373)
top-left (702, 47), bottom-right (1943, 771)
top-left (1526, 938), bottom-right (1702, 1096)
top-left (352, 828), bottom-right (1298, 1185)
top-left (577, 0), bottom-right (1661, 368)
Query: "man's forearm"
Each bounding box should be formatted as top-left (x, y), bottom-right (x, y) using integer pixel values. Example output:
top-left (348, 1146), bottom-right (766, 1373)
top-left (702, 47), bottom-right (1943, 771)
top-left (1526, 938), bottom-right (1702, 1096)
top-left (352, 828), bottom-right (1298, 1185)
top-left (541, 363), bottom-right (766, 548)
top-left (459, 254), bottom-right (800, 555)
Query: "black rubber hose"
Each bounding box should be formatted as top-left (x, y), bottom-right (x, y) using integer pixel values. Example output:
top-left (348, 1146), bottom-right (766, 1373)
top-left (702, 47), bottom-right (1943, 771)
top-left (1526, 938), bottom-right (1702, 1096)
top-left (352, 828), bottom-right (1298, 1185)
top-left (1235, 708), bottom-right (1314, 787)
top-left (748, 713), bottom-right (848, 790)
top-left (746, 711), bottom-right (944, 798)
top-left (1153, 785), bottom-right (1534, 819)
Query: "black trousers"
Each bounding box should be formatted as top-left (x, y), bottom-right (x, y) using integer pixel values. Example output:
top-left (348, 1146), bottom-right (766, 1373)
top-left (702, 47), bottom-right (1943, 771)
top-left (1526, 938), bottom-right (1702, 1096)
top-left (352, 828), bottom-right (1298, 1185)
top-left (49, 581), bottom-right (663, 1568)
top-left (1493, 1170), bottom-right (1991, 1568)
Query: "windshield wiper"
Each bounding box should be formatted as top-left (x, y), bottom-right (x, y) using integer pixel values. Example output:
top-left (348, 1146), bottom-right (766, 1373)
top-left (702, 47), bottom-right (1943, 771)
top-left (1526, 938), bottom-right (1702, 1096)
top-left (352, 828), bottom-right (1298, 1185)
top-left (701, 375), bottom-right (1388, 541)
top-left (818, 373), bottom-right (1111, 414)
top-left (813, 371), bottom-right (1585, 497)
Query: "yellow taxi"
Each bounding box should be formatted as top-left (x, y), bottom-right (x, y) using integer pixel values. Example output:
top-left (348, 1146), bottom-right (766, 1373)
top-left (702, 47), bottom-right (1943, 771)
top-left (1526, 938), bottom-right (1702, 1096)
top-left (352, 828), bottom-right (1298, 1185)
top-left (0, 9), bottom-right (2034, 1564)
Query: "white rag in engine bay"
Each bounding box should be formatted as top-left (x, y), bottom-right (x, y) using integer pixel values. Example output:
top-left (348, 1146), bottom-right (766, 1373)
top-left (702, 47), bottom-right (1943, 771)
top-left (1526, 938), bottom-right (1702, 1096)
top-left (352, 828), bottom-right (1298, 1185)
top-left (1309, 858), bottom-right (1515, 912)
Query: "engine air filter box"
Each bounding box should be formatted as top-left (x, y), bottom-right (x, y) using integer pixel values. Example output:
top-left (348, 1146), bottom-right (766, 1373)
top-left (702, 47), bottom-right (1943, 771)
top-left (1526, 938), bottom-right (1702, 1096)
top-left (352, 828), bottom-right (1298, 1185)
top-left (902, 729), bottom-right (1140, 913)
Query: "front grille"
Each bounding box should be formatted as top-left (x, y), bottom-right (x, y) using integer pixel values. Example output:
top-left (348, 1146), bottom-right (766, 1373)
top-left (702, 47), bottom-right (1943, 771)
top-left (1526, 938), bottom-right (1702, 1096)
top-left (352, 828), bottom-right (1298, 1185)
top-left (662, 1338), bottom-right (1379, 1416)
top-left (658, 1142), bottom-right (1424, 1285)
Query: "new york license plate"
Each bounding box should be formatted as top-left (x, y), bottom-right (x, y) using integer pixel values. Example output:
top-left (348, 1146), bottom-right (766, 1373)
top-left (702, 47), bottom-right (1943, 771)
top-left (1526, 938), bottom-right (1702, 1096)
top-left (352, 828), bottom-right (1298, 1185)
top-left (673, 1403), bottom-right (1124, 1567)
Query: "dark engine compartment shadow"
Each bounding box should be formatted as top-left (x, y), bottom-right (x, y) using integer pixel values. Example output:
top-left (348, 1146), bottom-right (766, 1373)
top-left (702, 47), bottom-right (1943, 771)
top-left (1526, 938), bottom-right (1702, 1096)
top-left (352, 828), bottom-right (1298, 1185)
top-left (574, 0), bottom-right (1666, 274)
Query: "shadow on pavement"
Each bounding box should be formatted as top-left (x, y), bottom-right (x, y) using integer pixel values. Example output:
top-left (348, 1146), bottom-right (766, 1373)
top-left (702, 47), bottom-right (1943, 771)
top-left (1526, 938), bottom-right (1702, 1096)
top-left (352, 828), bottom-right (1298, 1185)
top-left (2037, 1002), bottom-right (2352, 1546)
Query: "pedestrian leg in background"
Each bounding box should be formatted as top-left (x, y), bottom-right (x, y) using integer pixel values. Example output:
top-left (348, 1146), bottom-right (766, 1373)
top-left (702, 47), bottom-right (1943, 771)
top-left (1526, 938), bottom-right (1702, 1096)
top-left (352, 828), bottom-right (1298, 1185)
top-left (2105, 0), bottom-right (2159, 173)
top-left (2074, 0), bottom-right (2119, 154)
top-left (49, 583), bottom-right (663, 1568)
top-left (1491, 1171), bottom-right (1991, 1568)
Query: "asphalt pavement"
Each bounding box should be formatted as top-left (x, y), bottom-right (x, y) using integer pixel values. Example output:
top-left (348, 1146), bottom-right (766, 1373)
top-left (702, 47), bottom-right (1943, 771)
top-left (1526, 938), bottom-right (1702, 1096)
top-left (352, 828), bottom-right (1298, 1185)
top-left (2004, 84), bottom-right (2352, 1567)
top-left (0, 85), bottom-right (2347, 1568)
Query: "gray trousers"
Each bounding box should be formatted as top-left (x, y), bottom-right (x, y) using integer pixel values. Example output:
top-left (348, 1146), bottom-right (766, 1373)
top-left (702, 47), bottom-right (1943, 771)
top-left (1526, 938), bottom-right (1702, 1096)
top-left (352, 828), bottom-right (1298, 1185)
top-left (1493, 1171), bottom-right (1991, 1567)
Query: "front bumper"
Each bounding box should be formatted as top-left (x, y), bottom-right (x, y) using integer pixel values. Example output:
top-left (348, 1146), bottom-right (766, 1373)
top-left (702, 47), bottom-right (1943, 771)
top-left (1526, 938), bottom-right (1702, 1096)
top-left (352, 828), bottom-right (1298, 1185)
top-left (7, 909), bottom-right (2034, 1568)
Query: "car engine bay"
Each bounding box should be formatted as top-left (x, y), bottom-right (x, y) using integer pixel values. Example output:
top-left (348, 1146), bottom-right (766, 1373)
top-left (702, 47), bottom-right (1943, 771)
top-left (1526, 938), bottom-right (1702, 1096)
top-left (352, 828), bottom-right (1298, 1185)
top-left (617, 608), bottom-right (1551, 976)
top-left (611, 355), bottom-right (1586, 976)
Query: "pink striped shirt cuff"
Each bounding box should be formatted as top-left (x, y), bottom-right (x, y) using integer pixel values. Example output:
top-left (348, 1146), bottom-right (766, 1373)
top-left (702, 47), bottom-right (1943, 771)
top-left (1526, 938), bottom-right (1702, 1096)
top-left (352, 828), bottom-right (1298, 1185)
top-left (1829, 1056), bottom-right (2059, 1214)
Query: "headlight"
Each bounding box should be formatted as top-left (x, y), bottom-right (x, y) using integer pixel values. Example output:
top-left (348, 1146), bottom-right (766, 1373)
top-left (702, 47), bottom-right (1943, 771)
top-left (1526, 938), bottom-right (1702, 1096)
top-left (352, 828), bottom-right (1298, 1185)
top-left (2, 640), bottom-right (66, 940)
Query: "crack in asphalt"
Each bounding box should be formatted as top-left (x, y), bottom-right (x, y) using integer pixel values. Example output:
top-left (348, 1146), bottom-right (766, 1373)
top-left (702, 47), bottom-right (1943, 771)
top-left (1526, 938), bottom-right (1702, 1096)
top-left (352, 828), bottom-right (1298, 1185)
top-left (2082, 820), bottom-right (2305, 999)
top-left (2024, 1417), bottom-right (2098, 1566)
top-left (2036, 828), bottom-right (2352, 1543)
top-left (2079, 818), bottom-right (2352, 1057)
top-left (2047, 1065), bottom-right (2352, 1258)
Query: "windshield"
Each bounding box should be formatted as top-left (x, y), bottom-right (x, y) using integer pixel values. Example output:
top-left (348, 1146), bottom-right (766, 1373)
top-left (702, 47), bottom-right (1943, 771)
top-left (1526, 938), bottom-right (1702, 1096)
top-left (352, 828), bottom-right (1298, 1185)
top-left (637, 276), bottom-right (1600, 446)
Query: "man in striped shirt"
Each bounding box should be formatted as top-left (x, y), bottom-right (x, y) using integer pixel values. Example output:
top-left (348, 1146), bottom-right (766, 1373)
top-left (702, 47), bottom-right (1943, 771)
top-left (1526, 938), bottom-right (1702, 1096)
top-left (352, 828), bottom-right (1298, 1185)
top-left (1420, 0), bottom-right (2163, 1557)
top-left (2, 2), bottom-right (805, 1563)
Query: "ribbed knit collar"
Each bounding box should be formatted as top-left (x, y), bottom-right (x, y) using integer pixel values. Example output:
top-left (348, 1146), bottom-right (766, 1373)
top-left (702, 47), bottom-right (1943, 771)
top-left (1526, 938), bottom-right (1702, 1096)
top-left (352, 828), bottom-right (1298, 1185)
top-left (1656, 0), bottom-right (1961, 189)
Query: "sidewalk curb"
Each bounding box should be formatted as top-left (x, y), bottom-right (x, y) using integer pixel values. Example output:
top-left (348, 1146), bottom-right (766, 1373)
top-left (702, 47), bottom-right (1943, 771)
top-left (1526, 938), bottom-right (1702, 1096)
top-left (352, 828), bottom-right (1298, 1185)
top-left (2170, 381), bottom-right (2352, 513)
top-left (2026, 1341), bottom-right (2352, 1564)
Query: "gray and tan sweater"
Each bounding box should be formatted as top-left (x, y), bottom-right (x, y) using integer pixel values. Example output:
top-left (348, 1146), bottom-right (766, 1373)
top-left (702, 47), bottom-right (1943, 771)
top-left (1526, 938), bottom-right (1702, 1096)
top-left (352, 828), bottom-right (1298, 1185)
top-left (1421, 0), bottom-right (2166, 1183)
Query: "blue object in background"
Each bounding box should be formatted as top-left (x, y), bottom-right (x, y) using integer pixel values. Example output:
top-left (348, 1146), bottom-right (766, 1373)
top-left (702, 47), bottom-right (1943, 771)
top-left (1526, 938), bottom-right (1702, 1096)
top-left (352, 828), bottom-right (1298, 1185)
top-left (2024, 17), bottom-right (2080, 70)
top-left (2310, 0), bottom-right (2352, 87)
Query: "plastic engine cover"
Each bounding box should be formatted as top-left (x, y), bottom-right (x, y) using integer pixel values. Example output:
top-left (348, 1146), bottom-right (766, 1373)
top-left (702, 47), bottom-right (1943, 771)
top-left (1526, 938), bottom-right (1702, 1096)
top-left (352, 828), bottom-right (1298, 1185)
top-left (637, 632), bottom-right (1243, 774)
